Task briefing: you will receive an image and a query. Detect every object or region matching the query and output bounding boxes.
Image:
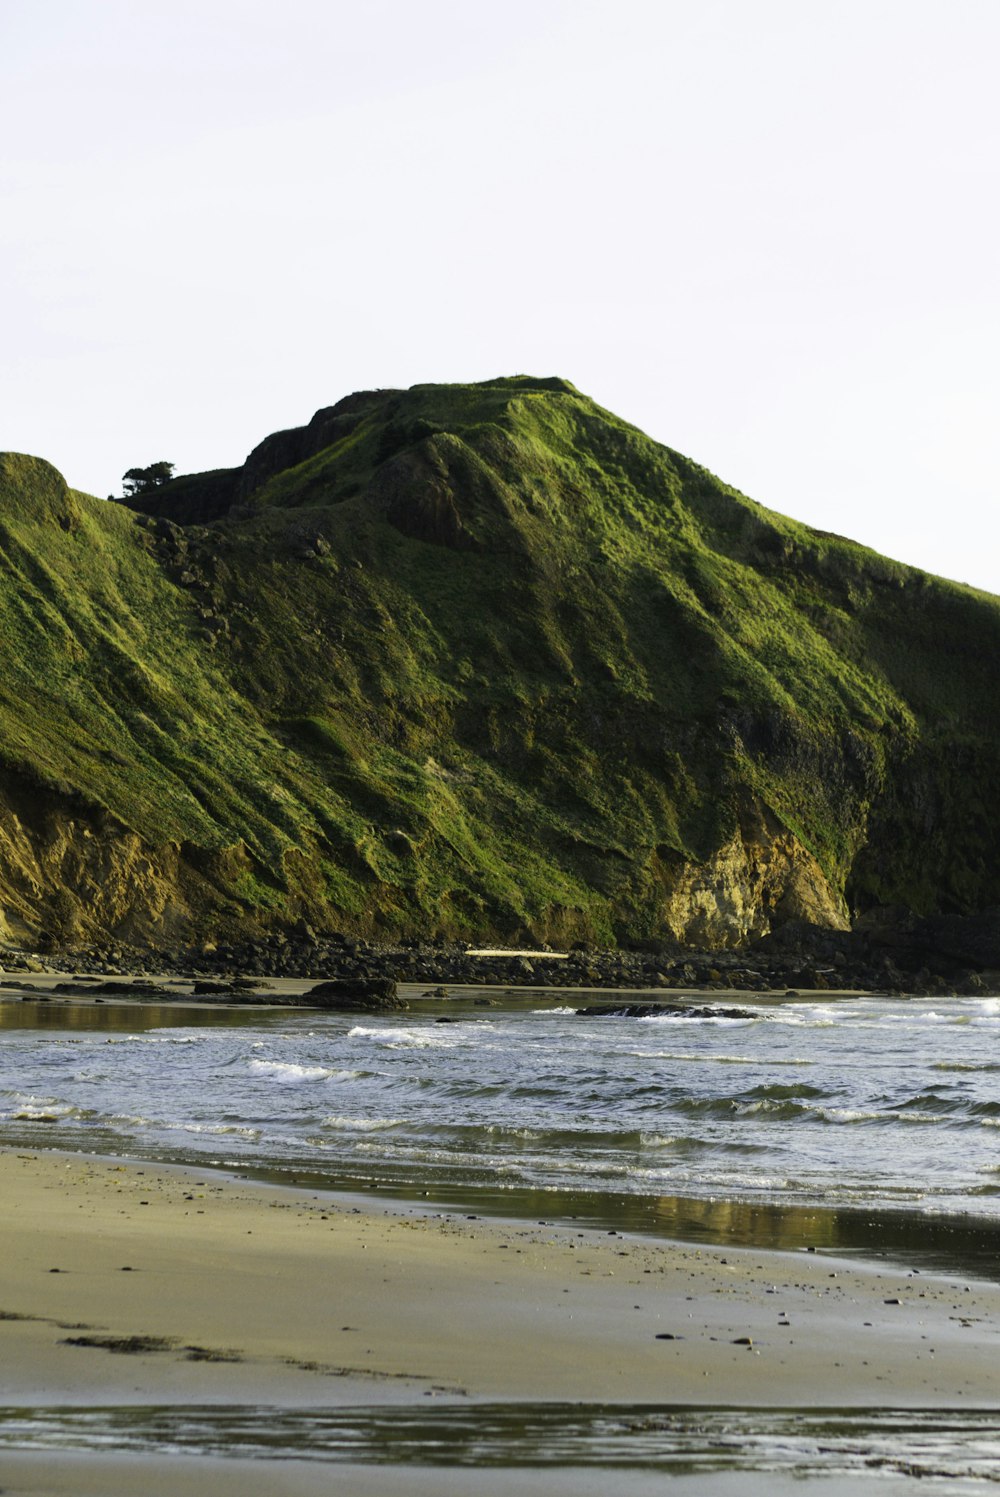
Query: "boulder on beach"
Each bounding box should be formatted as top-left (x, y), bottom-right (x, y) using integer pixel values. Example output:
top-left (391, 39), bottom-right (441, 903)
top-left (303, 977), bottom-right (406, 1011)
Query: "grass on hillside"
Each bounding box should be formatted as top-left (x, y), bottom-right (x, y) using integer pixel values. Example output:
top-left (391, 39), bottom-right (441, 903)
top-left (3, 375), bottom-right (1000, 940)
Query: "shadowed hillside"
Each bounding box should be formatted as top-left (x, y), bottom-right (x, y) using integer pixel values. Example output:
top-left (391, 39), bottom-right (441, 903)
top-left (2, 376), bottom-right (999, 949)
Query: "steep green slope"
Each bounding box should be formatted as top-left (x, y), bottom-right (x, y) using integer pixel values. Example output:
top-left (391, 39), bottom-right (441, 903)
top-left (2, 377), bottom-right (999, 948)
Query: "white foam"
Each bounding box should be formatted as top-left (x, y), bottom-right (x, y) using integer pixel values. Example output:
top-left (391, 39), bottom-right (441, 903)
top-left (628, 1051), bottom-right (812, 1065)
top-left (320, 1115), bottom-right (400, 1132)
top-left (637, 1014), bottom-right (753, 1026)
top-left (346, 1026), bottom-right (459, 1048)
top-left (816, 1107), bottom-right (882, 1123)
top-left (933, 1061), bottom-right (993, 1072)
top-left (105, 1032), bottom-right (208, 1045)
top-left (11, 1105), bottom-right (74, 1121)
top-left (147, 1031), bottom-right (211, 1043)
top-left (248, 1059), bottom-right (337, 1081)
top-left (770, 1015), bottom-right (835, 1029)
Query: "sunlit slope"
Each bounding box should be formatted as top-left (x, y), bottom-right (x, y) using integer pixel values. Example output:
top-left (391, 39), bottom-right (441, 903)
top-left (3, 377), bottom-right (999, 945)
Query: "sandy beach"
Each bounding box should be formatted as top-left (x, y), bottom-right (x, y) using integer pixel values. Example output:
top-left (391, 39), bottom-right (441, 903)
top-left (0, 1147), bottom-right (998, 1492)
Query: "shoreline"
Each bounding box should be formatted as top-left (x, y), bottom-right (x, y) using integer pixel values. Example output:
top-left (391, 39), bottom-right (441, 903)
top-left (0, 973), bottom-right (874, 1003)
top-left (3, 987), bottom-right (1000, 1282)
top-left (2, 917), bottom-right (993, 1000)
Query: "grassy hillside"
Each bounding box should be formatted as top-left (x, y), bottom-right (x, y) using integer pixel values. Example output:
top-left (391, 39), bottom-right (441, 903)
top-left (2, 377), bottom-right (999, 947)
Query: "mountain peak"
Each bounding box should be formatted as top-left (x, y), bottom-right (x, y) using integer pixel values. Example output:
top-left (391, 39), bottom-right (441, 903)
top-left (0, 381), bottom-right (998, 948)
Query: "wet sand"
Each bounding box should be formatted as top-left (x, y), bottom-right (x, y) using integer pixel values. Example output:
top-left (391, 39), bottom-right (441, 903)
top-left (1, 1147), bottom-right (998, 1493)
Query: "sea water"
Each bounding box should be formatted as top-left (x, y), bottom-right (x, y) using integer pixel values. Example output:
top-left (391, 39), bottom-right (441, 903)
top-left (0, 1402), bottom-right (997, 1489)
top-left (1, 990), bottom-right (999, 1269)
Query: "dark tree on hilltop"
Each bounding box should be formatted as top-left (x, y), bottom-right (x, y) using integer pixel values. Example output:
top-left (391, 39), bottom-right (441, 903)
top-left (122, 461), bottom-right (175, 497)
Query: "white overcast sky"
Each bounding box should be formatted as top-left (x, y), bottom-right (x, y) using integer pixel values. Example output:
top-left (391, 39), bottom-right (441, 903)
top-left (3, 0), bottom-right (998, 592)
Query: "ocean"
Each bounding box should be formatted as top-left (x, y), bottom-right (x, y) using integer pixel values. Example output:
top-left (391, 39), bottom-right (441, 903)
top-left (2, 988), bottom-right (999, 1275)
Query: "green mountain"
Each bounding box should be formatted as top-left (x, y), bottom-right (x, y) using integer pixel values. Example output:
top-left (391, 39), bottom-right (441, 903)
top-left (2, 375), bottom-right (999, 950)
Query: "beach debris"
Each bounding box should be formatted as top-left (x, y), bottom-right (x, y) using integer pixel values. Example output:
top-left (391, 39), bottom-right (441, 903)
top-left (60, 1332), bottom-right (243, 1362)
top-left (61, 1334), bottom-right (175, 1355)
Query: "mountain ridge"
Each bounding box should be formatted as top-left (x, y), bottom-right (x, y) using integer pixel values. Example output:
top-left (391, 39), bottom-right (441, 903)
top-left (1, 376), bottom-right (998, 951)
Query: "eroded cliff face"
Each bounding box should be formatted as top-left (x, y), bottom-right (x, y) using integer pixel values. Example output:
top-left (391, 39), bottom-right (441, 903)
top-left (0, 777), bottom-right (191, 946)
top-left (0, 775), bottom-right (848, 952)
top-left (657, 801), bottom-right (849, 948)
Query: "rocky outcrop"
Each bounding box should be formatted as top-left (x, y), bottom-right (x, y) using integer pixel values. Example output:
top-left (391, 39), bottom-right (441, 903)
top-left (0, 775), bottom-right (181, 947)
top-left (369, 440), bottom-right (476, 549)
top-left (577, 1002), bottom-right (757, 1018)
top-left (303, 977), bottom-right (405, 1011)
top-left (656, 800), bottom-right (848, 948)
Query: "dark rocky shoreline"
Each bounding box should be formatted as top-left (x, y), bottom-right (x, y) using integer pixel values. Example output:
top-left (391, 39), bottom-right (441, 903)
top-left (4, 907), bottom-right (1000, 1003)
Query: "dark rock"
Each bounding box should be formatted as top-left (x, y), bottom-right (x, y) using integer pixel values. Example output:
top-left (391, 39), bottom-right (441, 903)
top-left (576, 1002), bottom-right (756, 1020)
top-left (83, 980), bottom-right (175, 998)
top-left (303, 977), bottom-right (405, 1011)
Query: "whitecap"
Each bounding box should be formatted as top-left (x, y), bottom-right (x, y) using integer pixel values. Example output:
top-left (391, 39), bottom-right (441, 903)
top-left (628, 1051), bottom-right (812, 1065)
top-left (104, 1031), bottom-right (207, 1045)
top-left (773, 1018), bottom-right (836, 1030)
top-left (146, 1033), bottom-right (210, 1045)
top-left (11, 1104), bottom-right (76, 1121)
top-left (346, 1026), bottom-right (460, 1049)
top-left (816, 1107), bottom-right (883, 1123)
top-left (932, 1061), bottom-right (997, 1072)
top-left (248, 1059), bottom-right (337, 1081)
top-left (319, 1115), bottom-right (401, 1132)
top-left (637, 1014), bottom-right (753, 1026)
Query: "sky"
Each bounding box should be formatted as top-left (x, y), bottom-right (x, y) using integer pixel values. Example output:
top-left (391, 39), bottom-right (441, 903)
top-left (2, 0), bottom-right (998, 593)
